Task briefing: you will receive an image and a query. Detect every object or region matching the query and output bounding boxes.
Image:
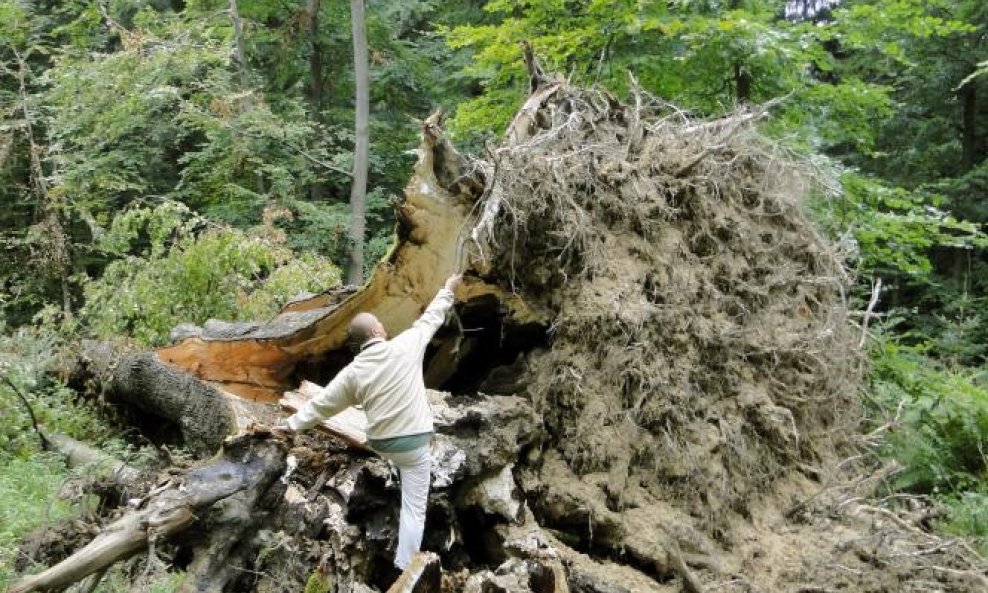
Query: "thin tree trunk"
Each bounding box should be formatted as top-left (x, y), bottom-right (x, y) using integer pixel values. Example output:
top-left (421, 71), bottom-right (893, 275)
top-left (734, 61), bottom-right (751, 104)
top-left (13, 47), bottom-right (72, 314)
top-left (960, 82), bottom-right (977, 171)
top-left (308, 0), bottom-right (325, 201)
top-left (729, 0), bottom-right (751, 105)
top-left (347, 0), bottom-right (370, 286)
top-left (229, 0), bottom-right (248, 90)
top-left (228, 0), bottom-right (265, 195)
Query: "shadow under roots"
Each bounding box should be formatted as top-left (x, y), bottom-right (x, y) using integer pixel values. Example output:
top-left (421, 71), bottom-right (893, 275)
top-left (426, 293), bottom-right (550, 395)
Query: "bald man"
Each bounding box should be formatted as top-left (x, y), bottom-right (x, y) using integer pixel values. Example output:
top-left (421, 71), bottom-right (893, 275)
top-left (282, 274), bottom-right (461, 570)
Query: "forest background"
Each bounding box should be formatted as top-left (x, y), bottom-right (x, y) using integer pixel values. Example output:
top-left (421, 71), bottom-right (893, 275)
top-left (1, 0), bottom-right (986, 587)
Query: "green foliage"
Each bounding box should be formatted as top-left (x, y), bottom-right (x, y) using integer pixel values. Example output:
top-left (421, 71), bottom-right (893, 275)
top-left (40, 8), bottom-right (329, 225)
top-left (303, 570), bottom-right (333, 593)
top-left (941, 491), bottom-right (988, 553)
top-left (1, 0), bottom-right (485, 321)
top-left (444, 0), bottom-right (976, 157)
top-left (831, 172), bottom-right (987, 277)
top-left (80, 202), bottom-right (341, 346)
top-left (281, 188), bottom-right (392, 273)
top-left (0, 454), bottom-right (78, 585)
top-left (867, 336), bottom-right (988, 546)
top-left (0, 323), bottom-right (112, 459)
top-left (0, 320), bottom-right (162, 586)
top-left (868, 338), bottom-right (988, 495)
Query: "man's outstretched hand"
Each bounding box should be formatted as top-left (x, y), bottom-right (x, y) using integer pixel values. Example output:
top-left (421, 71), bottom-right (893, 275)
top-left (444, 273), bottom-right (463, 292)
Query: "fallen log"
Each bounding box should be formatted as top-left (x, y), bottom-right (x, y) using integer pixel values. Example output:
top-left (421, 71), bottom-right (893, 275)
top-left (10, 430), bottom-right (287, 593)
top-left (76, 342), bottom-right (288, 454)
top-left (78, 342), bottom-right (239, 453)
top-left (45, 431), bottom-right (142, 484)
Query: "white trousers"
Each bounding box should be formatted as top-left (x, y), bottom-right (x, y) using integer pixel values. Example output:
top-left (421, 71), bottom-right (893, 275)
top-left (380, 445), bottom-right (432, 569)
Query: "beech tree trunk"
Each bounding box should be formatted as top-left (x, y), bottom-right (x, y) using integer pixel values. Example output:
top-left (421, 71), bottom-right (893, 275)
top-left (347, 0), bottom-right (370, 285)
top-left (960, 82), bottom-right (978, 171)
top-left (307, 0), bottom-right (326, 201)
top-left (229, 0), bottom-right (248, 90)
top-left (77, 342), bottom-right (279, 454)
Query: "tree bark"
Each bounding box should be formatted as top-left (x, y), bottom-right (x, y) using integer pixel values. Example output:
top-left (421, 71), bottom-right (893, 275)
top-left (45, 432), bottom-right (142, 484)
top-left (347, 0), bottom-right (370, 285)
top-left (386, 552), bottom-right (441, 593)
top-left (308, 0), bottom-right (326, 201)
top-left (228, 0), bottom-right (266, 194)
top-left (229, 0), bottom-right (248, 90)
top-left (960, 82), bottom-right (977, 171)
top-left (79, 342), bottom-right (241, 454)
top-left (733, 61), bottom-right (751, 104)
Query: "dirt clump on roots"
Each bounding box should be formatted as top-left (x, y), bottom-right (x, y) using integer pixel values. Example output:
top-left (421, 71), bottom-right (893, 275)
top-left (462, 78), bottom-right (986, 591)
top-left (479, 82), bottom-right (861, 522)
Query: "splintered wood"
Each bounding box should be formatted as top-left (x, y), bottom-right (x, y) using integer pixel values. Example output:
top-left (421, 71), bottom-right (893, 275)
top-left (157, 110), bottom-right (486, 401)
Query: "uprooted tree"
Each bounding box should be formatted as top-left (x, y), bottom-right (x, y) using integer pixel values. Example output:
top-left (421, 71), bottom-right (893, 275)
top-left (13, 50), bottom-right (987, 593)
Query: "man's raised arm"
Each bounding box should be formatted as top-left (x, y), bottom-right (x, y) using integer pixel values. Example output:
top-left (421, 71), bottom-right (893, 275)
top-left (399, 274), bottom-right (461, 353)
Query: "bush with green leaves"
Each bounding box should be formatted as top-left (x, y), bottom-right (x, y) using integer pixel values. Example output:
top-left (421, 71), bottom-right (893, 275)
top-left (866, 335), bottom-right (988, 547)
top-left (79, 201), bottom-right (342, 346)
top-left (812, 170), bottom-right (988, 366)
top-left (943, 491), bottom-right (988, 554)
top-left (835, 172), bottom-right (986, 278)
top-left (0, 322), bottom-right (111, 459)
top-left (281, 188), bottom-right (394, 275)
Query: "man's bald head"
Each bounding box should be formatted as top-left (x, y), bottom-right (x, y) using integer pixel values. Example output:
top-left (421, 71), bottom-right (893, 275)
top-left (348, 312), bottom-right (386, 349)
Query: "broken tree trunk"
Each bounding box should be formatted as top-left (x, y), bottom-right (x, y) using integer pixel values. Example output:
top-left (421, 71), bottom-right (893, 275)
top-left (153, 67), bottom-right (560, 404)
top-left (155, 111), bottom-right (493, 402)
top-left (69, 62), bottom-right (559, 465)
top-left (10, 430), bottom-right (287, 593)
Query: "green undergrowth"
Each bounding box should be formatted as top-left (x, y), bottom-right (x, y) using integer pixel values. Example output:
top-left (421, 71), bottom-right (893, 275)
top-left (0, 322), bottom-right (180, 589)
top-left (0, 453), bottom-right (79, 587)
top-left (79, 200), bottom-right (343, 347)
top-left (867, 335), bottom-right (988, 552)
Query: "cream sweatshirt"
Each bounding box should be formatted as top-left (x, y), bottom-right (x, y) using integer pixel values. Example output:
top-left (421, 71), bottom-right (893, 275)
top-left (285, 288), bottom-right (454, 439)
